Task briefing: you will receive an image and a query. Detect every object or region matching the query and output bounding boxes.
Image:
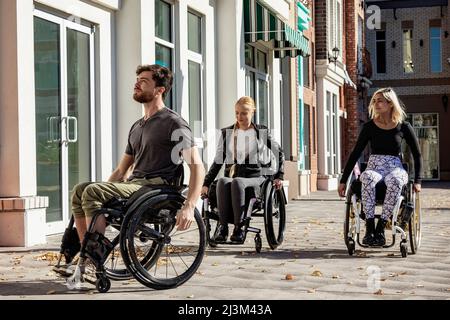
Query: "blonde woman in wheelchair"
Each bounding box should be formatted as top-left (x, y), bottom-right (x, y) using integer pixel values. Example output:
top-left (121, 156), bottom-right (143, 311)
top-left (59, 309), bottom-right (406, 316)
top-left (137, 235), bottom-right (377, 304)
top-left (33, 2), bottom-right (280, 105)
top-left (338, 88), bottom-right (423, 247)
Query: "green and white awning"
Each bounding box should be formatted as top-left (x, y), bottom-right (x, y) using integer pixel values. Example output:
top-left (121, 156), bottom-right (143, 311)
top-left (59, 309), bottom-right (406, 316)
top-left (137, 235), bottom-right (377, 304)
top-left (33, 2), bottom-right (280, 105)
top-left (244, 0), bottom-right (311, 58)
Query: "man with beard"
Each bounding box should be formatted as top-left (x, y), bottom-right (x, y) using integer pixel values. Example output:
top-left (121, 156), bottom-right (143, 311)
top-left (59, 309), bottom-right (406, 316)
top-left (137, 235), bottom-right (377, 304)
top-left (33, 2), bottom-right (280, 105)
top-left (70, 64), bottom-right (205, 242)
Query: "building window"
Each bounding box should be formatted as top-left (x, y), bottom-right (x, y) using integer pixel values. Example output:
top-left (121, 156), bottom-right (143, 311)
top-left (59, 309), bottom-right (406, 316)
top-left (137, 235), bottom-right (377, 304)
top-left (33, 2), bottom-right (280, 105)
top-left (304, 104), bottom-right (311, 170)
top-left (336, 0), bottom-right (342, 57)
top-left (326, 92), bottom-right (338, 175)
top-left (155, 0), bottom-right (175, 108)
top-left (187, 10), bottom-right (205, 161)
top-left (245, 45), bottom-right (269, 127)
top-left (375, 30), bottom-right (386, 74)
top-left (326, 92), bottom-right (332, 173)
top-left (312, 106), bottom-right (317, 154)
top-left (403, 29), bottom-right (414, 73)
top-left (430, 27), bottom-right (442, 73)
top-left (303, 55), bottom-right (310, 88)
top-left (188, 11), bottom-right (202, 54)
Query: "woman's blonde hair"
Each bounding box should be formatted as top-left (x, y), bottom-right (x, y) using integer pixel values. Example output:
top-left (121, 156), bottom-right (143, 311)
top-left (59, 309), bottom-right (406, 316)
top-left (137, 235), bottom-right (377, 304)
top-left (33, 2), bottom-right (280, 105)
top-left (235, 96), bottom-right (256, 112)
top-left (368, 87), bottom-right (407, 124)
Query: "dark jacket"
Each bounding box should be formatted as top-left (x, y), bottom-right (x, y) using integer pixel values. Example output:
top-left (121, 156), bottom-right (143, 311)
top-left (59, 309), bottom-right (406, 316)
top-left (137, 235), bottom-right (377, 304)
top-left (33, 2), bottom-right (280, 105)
top-left (203, 124), bottom-right (285, 187)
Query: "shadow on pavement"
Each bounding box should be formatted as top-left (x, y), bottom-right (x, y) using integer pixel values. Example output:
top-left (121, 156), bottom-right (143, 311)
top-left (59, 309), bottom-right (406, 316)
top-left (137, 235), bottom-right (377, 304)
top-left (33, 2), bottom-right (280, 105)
top-left (204, 247), bottom-right (383, 260)
top-left (0, 280), bottom-right (85, 296)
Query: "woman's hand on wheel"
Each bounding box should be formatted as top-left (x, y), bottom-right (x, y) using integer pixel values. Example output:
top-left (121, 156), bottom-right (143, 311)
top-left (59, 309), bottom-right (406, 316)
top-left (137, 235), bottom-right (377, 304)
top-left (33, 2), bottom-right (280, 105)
top-left (338, 183), bottom-right (346, 198)
top-left (414, 183), bottom-right (421, 193)
top-left (201, 186), bottom-right (209, 197)
top-left (273, 179), bottom-right (283, 190)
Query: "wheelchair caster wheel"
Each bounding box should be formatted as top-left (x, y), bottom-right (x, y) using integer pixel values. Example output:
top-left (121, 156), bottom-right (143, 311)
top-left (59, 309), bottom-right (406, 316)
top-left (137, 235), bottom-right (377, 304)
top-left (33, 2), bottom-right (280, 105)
top-left (400, 242), bottom-right (408, 258)
top-left (96, 277), bottom-right (111, 293)
top-left (347, 239), bottom-right (355, 256)
top-left (254, 234), bottom-right (262, 253)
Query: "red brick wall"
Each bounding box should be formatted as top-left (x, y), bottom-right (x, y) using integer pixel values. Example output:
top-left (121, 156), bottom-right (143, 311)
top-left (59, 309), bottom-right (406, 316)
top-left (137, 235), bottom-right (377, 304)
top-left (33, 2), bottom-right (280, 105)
top-left (315, 0), bottom-right (327, 60)
top-left (343, 0), bottom-right (364, 163)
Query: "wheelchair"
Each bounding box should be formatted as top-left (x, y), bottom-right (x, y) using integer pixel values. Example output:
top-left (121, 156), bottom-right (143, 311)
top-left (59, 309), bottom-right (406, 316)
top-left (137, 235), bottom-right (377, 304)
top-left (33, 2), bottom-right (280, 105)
top-left (343, 162), bottom-right (422, 258)
top-left (202, 176), bottom-right (287, 253)
top-left (53, 180), bottom-right (206, 293)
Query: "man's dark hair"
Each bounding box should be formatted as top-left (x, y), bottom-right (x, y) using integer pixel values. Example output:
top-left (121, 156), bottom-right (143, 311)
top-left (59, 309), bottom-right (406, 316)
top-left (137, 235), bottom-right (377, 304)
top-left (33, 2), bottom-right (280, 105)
top-left (136, 64), bottom-right (173, 100)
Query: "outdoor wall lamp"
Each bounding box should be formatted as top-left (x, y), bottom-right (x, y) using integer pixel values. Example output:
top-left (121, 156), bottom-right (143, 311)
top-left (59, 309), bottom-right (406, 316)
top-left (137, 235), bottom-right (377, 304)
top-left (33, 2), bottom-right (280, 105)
top-left (329, 47), bottom-right (340, 65)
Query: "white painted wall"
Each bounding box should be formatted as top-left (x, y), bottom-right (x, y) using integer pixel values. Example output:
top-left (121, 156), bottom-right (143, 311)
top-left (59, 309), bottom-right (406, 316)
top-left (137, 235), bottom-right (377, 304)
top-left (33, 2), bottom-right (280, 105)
top-left (115, 0), bottom-right (144, 165)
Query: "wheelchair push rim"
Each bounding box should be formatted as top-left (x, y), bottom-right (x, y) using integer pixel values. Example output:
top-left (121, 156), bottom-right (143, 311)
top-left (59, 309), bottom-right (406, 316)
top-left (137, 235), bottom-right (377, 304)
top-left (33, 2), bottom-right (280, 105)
top-left (120, 194), bottom-right (206, 290)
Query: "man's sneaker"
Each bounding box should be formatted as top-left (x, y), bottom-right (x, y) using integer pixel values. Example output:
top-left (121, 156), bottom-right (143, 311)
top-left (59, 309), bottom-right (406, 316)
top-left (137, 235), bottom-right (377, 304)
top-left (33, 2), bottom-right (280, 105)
top-left (212, 224), bottom-right (228, 243)
top-left (230, 226), bottom-right (245, 244)
top-left (53, 254), bottom-right (80, 277)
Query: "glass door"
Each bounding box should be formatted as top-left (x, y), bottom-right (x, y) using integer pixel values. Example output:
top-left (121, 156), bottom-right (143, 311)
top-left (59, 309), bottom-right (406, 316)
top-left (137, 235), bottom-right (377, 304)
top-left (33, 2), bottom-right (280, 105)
top-left (405, 113), bottom-right (440, 180)
top-left (34, 10), bottom-right (95, 234)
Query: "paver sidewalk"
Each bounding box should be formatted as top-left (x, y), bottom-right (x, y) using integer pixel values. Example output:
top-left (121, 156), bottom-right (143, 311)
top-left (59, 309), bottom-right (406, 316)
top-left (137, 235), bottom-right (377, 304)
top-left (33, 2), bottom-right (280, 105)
top-left (1, 182), bottom-right (449, 300)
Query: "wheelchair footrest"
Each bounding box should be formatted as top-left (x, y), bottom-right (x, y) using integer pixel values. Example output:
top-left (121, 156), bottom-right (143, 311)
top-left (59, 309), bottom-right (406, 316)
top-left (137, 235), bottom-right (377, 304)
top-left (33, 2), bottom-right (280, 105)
top-left (83, 232), bottom-right (114, 267)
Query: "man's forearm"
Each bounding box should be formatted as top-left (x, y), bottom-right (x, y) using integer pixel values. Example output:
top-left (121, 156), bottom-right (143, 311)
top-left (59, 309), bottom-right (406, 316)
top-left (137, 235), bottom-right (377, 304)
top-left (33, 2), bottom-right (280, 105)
top-left (108, 170), bottom-right (124, 183)
top-left (185, 164), bottom-right (205, 208)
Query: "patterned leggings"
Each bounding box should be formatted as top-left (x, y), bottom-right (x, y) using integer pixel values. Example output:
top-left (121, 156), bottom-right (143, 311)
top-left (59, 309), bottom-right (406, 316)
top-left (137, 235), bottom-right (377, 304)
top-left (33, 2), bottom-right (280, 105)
top-left (359, 155), bottom-right (408, 221)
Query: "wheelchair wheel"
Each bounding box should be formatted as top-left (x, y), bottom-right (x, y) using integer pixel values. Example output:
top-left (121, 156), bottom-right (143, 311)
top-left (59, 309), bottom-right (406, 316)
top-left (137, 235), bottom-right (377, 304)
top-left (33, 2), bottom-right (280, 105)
top-left (95, 276), bottom-right (111, 293)
top-left (409, 192), bottom-right (422, 254)
top-left (264, 187), bottom-right (286, 250)
top-left (344, 192), bottom-right (357, 255)
top-left (120, 193), bottom-right (206, 290)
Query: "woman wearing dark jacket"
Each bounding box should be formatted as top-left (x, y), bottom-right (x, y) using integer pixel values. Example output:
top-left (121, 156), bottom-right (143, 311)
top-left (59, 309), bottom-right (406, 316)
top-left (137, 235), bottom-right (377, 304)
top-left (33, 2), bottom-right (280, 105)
top-left (202, 97), bottom-right (285, 243)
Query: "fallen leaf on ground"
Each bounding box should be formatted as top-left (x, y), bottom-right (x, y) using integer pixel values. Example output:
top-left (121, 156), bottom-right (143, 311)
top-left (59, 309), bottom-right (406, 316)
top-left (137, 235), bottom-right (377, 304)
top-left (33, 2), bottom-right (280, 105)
top-left (387, 253), bottom-right (395, 257)
top-left (374, 289), bottom-right (384, 295)
top-left (389, 273), bottom-right (398, 277)
top-left (307, 289), bottom-right (316, 294)
top-left (311, 271), bottom-right (323, 277)
top-left (186, 295), bottom-right (194, 299)
top-left (211, 263), bottom-right (219, 267)
top-left (46, 290), bottom-right (56, 295)
top-left (332, 275), bottom-right (340, 279)
top-left (285, 274), bottom-right (295, 281)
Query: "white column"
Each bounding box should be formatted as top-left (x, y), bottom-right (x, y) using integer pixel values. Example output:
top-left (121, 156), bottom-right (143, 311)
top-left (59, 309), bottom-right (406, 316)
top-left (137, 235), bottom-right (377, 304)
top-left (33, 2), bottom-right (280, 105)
top-left (216, 0), bottom-right (246, 129)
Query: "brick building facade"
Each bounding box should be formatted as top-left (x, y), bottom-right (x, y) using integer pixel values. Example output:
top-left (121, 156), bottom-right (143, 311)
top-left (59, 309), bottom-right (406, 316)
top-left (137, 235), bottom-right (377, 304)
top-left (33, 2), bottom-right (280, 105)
top-left (366, 0), bottom-right (450, 180)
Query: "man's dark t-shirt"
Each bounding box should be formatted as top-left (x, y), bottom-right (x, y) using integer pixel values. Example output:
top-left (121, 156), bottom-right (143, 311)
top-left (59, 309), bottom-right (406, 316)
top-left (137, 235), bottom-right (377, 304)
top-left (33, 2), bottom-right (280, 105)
top-left (125, 107), bottom-right (195, 182)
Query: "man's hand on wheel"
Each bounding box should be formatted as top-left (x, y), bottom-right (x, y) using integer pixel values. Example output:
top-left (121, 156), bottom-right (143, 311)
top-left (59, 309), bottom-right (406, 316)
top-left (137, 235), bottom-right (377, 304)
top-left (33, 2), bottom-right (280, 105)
top-left (176, 202), bottom-right (195, 231)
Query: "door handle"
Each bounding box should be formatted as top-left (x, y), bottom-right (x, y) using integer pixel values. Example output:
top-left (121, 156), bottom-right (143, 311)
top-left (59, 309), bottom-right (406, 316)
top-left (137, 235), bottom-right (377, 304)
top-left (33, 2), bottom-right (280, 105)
top-left (47, 116), bottom-right (61, 143)
top-left (66, 117), bottom-right (78, 143)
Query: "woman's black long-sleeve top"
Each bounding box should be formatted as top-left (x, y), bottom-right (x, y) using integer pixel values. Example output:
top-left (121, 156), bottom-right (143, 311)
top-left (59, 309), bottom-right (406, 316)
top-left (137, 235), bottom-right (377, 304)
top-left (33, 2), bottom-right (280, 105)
top-left (203, 124), bottom-right (285, 187)
top-left (340, 120), bottom-right (423, 184)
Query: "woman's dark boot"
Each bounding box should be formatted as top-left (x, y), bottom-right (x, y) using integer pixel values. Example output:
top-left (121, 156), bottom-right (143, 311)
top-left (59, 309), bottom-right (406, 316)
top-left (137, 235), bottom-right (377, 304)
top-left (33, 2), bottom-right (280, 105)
top-left (373, 219), bottom-right (388, 246)
top-left (362, 218), bottom-right (375, 245)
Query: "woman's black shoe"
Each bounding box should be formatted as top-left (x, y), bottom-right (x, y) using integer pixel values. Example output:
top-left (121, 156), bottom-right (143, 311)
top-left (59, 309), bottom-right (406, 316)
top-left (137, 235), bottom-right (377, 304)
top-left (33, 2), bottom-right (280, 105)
top-left (362, 218), bottom-right (375, 245)
top-left (213, 224), bottom-right (228, 243)
top-left (373, 219), bottom-right (388, 246)
top-left (230, 227), bottom-right (245, 244)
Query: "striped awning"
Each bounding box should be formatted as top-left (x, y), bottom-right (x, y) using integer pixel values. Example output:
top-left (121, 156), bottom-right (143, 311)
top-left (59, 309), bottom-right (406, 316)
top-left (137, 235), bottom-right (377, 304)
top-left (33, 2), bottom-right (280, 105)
top-left (244, 0), bottom-right (311, 58)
